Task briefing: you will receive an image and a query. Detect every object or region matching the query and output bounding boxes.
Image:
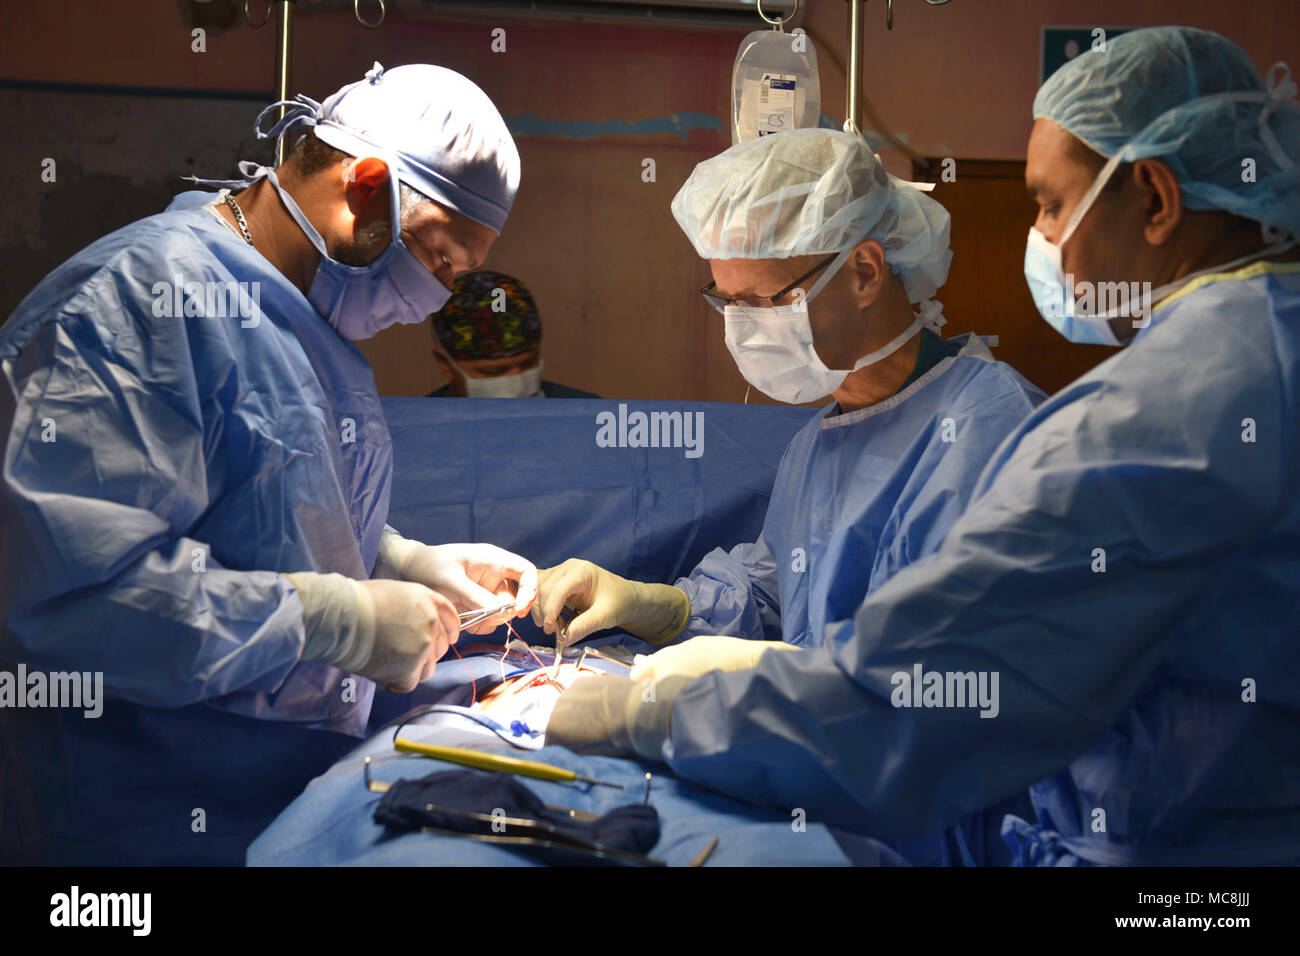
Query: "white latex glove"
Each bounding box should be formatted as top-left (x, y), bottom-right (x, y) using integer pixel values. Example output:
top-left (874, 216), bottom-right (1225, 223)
top-left (532, 558), bottom-right (690, 645)
top-left (376, 535), bottom-right (538, 635)
top-left (629, 634), bottom-right (798, 683)
top-left (288, 572), bottom-right (460, 692)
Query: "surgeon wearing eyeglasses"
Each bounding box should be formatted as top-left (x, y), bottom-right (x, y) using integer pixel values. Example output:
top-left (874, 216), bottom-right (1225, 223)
top-left (533, 129), bottom-right (1046, 864)
top-left (545, 27), bottom-right (1300, 867)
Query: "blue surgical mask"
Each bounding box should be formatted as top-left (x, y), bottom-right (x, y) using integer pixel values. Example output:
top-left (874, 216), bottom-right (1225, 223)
top-left (1026, 217), bottom-right (1297, 348)
top-left (1024, 225), bottom-right (1122, 346)
top-left (240, 161), bottom-right (451, 340)
top-left (1027, 97), bottom-right (1299, 346)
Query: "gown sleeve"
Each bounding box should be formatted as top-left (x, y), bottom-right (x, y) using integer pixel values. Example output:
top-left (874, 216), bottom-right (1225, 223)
top-left (657, 310), bottom-right (1283, 839)
top-left (0, 247), bottom-right (306, 708)
top-left (675, 535), bottom-right (783, 642)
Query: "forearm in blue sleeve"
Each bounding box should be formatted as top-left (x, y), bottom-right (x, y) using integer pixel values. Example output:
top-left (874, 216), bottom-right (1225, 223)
top-left (675, 538), bottom-right (782, 642)
top-left (659, 439), bottom-right (1263, 837)
top-left (0, 321), bottom-right (309, 707)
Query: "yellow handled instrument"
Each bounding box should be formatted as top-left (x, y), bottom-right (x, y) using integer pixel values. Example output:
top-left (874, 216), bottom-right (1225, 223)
top-left (393, 738), bottom-right (624, 789)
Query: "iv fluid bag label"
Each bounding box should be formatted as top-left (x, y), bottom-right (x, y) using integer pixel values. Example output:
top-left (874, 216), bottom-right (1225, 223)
top-left (740, 74), bottom-right (797, 138)
top-left (758, 74), bottom-right (796, 135)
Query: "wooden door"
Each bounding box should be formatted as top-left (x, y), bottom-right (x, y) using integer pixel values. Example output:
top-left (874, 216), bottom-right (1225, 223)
top-left (913, 159), bottom-right (1121, 395)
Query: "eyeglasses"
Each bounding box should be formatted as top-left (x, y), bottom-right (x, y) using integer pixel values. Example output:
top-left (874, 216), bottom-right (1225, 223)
top-left (700, 254), bottom-right (839, 313)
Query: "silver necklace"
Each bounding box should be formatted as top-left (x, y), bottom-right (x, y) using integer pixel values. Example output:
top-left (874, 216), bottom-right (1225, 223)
top-left (222, 192), bottom-right (255, 246)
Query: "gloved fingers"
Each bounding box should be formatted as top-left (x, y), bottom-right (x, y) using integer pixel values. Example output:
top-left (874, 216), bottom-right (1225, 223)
top-left (438, 544), bottom-right (537, 625)
top-left (355, 580), bottom-right (459, 691)
top-left (417, 656), bottom-right (438, 683)
top-left (531, 565), bottom-right (556, 627)
top-left (467, 544), bottom-right (539, 618)
top-left (453, 582), bottom-right (522, 636)
top-left (465, 615), bottom-right (508, 636)
top-left (407, 645), bottom-right (436, 691)
top-left (537, 560), bottom-right (596, 634)
top-left (443, 576), bottom-right (507, 619)
top-left (627, 635), bottom-right (776, 682)
top-left (394, 599), bottom-right (455, 688)
top-left (512, 564), bottom-right (539, 618)
top-left (563, 594), bottom-right (617, 645)
top-left (450, 580), bottom-right (519, 635)
top-left (384, 665), bottom-right (424, 694)
top-left (629, 653), bottom-right (655, 683)
top-left (468, 572), bottom-right (534, 627)
top-left (629, 645), bottom-right (696, 682)
top-left (426, 588), bottom-right (463, 640)
top-left (452, 544), bottom-right (537, 589)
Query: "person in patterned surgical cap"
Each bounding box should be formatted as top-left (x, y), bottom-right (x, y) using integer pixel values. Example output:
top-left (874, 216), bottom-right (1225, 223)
top-left (428, 270), bottom-right (598, 398)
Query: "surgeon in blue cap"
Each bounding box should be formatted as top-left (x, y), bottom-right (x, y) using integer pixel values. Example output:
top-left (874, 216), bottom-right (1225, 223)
top-left (0, 63), bottom-right (537, 863)
top-left (547, 27), bottom-right (1300, 866)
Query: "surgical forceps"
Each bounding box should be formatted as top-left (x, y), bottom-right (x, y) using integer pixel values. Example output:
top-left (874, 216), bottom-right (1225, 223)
top-left (458, 599), bottom-right (516, 632)
top-left (551, 605), bottom-right (575, 678)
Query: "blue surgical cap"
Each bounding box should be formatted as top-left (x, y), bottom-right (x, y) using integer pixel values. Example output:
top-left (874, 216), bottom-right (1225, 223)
top-left (260, 63), bottom-right (520, 233)
top-left (1034, 27), bottom-right (1300, 237)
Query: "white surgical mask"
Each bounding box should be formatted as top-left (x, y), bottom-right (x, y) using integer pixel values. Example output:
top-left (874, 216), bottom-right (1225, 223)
top-left (465, 361), bottom-right (545, 398)
top-left (444, 352), bottom-right (545, 398)
top-left (722, 243), bottom-right (941, 404)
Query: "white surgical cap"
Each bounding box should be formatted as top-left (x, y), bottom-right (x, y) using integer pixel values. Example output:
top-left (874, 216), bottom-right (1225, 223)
top-left (262, 62), bottom-right (521, 233)
top-left (1034, 27), bottom-right (1300, 237)
top-left (670, 128), bottom-right (953, 303)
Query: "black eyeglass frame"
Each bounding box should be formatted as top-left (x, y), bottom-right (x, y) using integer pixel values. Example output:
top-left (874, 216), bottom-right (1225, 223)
top-left (699, 253), bottom-right (839, 313)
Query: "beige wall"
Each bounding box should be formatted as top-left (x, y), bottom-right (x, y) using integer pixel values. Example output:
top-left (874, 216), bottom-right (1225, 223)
top-left (6, 1), bottom-right (1297, 399)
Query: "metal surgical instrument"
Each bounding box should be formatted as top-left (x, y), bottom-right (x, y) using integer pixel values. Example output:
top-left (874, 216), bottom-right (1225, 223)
top-left (457, 599), bottom-right (516, 632)
top-left (552, 605), bottom-right (575, 678)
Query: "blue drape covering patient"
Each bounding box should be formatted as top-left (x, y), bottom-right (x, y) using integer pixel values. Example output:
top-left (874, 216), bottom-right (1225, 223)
top-left (249, 642), bottom-right (904, 866)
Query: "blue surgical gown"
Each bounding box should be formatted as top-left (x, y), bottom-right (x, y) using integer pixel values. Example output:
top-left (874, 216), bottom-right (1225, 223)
top-left (0, 190), bottom-right (393, 863)
top-left (677, 334), bottom-right (1046, 648)
top-left (675, 334), bottom-right (1046, 864)
top-left (657, 261), bottom-right (1300, 865)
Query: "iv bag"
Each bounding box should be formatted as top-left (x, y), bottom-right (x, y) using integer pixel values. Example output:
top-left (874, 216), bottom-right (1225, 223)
top-left (731, 28), bottom-right (821, 144)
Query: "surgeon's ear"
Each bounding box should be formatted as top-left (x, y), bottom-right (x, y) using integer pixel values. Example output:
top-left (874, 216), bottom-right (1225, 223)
top-left (848, 239), bottom-right (888, 309)
top-left (1134, 158), bottom-right (1182, 247)
top-left (342, 157), bottom-right (392, 217)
